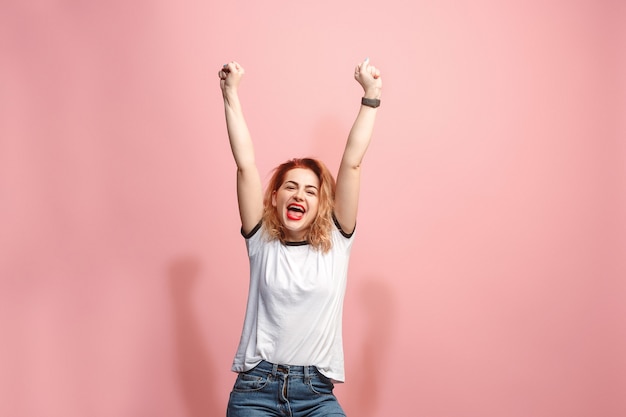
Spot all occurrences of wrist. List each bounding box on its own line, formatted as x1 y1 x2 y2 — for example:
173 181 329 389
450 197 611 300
362 87 381 100
222 87 239 99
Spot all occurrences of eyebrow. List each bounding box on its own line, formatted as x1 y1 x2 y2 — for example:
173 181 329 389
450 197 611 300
284 180 319 190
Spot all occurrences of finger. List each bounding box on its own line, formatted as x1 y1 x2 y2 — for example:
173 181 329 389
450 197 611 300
361 57 370 72
356 58 372 78
228 61 244 75
365 65 376 80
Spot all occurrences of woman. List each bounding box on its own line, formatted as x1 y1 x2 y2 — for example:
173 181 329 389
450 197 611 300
218 57 382 417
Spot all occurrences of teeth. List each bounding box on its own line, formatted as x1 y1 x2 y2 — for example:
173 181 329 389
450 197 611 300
288 205 304 213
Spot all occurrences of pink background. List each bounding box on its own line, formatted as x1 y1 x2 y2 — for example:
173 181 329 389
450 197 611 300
1 1 625 416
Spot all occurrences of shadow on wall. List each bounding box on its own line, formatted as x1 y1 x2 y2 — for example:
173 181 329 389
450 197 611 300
169 257 220 417
345 277 395 417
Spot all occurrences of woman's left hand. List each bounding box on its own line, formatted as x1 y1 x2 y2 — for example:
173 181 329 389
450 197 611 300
354 58 382 99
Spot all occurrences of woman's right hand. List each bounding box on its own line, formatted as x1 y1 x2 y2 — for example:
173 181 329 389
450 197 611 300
218 61 245 93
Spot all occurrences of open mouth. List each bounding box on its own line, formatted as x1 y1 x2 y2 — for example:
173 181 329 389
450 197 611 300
286 204 305 220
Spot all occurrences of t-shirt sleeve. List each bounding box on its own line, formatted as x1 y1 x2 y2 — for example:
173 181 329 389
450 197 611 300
332 214 355 239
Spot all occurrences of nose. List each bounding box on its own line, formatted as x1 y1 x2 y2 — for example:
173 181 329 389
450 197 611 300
294 187 305 201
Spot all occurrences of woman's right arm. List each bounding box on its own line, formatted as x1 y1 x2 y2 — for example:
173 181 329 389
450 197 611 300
219 62 264 234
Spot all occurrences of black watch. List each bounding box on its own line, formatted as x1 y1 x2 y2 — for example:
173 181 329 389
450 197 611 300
361 97 381 108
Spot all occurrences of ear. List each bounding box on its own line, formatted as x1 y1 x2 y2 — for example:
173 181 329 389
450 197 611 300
271 190 277 207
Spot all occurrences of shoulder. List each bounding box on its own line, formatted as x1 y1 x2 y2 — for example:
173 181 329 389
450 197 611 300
330 215 356 253
241 221 262 239
241 221 270 256
332 214 355 239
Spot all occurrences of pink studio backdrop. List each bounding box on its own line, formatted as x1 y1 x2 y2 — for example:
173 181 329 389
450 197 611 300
1 1 625 416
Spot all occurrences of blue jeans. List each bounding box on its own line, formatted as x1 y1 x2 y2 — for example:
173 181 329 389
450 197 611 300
226 360 346 417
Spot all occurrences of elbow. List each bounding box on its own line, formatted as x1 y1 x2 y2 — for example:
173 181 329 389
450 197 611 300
342 160 363 171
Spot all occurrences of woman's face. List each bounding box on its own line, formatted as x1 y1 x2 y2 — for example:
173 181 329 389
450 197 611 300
272 168 320 241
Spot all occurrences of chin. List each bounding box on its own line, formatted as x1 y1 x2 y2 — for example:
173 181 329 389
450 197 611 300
282 222 312 240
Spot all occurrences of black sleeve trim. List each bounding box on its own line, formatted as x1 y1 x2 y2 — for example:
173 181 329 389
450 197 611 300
241 221 262 239
332 214 355 239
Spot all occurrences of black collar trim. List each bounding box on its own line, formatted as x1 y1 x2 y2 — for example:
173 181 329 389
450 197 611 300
284 240 309 246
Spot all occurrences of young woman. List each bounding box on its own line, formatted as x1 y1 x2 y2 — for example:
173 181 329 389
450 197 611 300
218 57 382 417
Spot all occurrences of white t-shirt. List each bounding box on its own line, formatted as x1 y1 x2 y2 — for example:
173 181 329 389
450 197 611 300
231 220 354 382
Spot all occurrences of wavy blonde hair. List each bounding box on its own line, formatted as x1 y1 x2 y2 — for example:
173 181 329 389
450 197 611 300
262 158 336 252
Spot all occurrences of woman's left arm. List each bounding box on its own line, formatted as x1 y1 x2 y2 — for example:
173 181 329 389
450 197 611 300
334 58 383 234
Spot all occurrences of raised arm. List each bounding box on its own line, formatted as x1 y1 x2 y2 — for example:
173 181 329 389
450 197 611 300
219 61 264 234
334 58 382 234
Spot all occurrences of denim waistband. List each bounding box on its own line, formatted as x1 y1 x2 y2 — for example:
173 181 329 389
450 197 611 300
255 360 317 377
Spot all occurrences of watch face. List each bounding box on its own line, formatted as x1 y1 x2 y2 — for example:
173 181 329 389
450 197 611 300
362 98 380 108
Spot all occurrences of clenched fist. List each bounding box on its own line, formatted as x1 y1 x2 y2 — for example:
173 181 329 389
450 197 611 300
354 58 382 99
218 61 245 93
